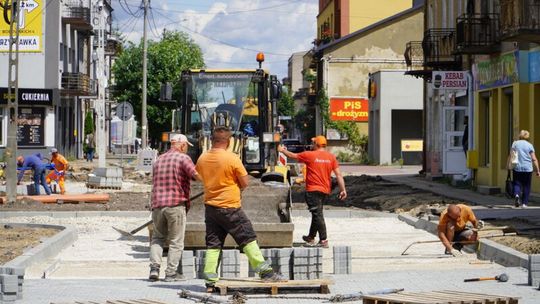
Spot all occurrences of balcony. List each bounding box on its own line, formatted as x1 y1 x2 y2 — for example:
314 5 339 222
62 3 92 31
422 29 461 69
500 0 540 42
61 73 94 96
105 36 120 56
456 14 500 54
404 41 430 78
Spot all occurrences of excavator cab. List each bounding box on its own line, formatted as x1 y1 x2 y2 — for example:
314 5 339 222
164 59 293 248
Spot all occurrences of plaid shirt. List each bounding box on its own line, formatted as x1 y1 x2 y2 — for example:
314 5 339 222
151 149 196 210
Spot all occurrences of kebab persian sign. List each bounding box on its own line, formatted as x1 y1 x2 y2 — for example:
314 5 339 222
431 71 468 90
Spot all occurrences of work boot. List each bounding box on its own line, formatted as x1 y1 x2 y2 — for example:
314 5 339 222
149 265 160 281
260 270 286 282
302 235 316 246
163 273 185 282
317 239 329 248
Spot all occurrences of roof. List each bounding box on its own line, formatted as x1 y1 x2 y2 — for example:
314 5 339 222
316 4 424 53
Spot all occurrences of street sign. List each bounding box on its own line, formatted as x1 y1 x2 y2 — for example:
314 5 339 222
329 97 369 122
431 71 468 90
116 102 133 121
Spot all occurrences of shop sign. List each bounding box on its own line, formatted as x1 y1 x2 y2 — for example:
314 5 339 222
0 0 43 52
431 71 468 90
329 97 368 122
0 88 53 106
473 52 519 90
401 139 423 152
17 107 45 146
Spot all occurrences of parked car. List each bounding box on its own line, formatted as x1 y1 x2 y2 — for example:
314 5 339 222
282 138 308 153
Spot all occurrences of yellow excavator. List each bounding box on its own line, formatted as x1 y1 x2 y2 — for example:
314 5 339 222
161 54 293 248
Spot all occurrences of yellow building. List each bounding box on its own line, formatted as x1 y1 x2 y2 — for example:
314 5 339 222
316 0 414 45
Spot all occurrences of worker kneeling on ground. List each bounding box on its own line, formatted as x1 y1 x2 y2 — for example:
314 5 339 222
46 148 69 194
196 126 284 293
17 153 52 195
438 204 484 256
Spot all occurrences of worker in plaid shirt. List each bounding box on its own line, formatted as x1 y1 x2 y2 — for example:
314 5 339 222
149 133 200 282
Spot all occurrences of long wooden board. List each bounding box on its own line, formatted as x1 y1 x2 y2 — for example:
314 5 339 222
0 194 109 204
362 290 520 304
215 278 333 296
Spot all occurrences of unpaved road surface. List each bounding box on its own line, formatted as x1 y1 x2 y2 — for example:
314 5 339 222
0 225 57 265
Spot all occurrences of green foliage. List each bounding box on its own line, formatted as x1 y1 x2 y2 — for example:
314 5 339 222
112 30 205 142
294 108 316 141
278 89 295 117
304 71 316 83
84 111 94 135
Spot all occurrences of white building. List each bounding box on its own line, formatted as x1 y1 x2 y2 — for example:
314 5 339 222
368 70 423 165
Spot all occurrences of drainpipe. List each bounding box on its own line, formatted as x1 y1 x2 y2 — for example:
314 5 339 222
466 71 474 181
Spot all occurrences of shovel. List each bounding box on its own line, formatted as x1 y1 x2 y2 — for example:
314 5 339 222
112 192 204 239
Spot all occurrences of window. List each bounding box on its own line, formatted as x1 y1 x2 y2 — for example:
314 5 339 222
0 108 4 146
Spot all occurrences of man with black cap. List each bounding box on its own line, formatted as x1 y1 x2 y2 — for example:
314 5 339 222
278 135 347 248
46 148 69 194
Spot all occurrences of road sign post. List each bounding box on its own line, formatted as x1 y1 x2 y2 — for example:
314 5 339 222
116 102 133 167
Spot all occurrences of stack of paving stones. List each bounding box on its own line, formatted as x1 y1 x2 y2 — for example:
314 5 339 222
220 250 241 278
87 167 123 188
177 250 195 279
0 267 24 302
528 254 540 287
292 247 323 280
333 246 352 274
195 250 207 279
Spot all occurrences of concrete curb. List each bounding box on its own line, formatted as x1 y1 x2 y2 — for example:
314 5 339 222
0 211 150 219
293 209 397 218
397 214 527 268
2 223 77 269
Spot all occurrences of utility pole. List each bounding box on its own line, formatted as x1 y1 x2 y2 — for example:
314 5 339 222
95 0 107 168
141 0 149 148
6 0 22 204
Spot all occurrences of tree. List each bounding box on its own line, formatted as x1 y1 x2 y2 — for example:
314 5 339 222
84 110 94 135
112 30 205 144
278 88 295 117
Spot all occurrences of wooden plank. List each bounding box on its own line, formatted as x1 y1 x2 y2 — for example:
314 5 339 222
216 278 332 288
362 290 520 304
271 285 278 295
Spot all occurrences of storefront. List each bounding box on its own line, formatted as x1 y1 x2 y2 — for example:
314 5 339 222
472 49 540 192
0 88 56 155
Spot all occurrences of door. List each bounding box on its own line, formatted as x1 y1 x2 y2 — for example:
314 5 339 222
443 106 468 174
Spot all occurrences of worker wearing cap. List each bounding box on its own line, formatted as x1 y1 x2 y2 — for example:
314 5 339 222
278 135 347 248
438 204 484 257
149 134 200 282
46 148 69 195
17 153 51 195
196 126 282 292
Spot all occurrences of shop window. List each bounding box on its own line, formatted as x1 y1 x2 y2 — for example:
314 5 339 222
0 108 4 146
479 93 490 166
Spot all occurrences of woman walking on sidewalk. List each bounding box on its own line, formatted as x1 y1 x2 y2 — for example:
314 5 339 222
508 130 540 208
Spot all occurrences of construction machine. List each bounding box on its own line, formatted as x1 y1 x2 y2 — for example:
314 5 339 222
161 54 294 248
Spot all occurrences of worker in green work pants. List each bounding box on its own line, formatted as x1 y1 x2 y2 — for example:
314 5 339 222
196 127 284 292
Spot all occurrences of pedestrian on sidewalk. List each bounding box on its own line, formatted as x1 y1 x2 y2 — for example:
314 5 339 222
438 204 483 257
85 133 95 162
278 135 347 248
508 130 540 208
149 134 200 282
196 126 283 293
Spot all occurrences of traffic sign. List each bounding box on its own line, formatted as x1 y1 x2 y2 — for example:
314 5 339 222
116 102 133 121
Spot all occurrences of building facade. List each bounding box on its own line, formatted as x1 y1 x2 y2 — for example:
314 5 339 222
0 0 115 159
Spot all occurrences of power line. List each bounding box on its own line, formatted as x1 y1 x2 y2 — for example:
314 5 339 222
148 6 161 38
152 9 292 56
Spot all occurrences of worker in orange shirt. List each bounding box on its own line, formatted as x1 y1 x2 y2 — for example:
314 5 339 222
46 148 69 194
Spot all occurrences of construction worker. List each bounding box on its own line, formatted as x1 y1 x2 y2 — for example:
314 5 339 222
46 148 69 194
17 153 52 195
278 135 347 248
149 134 200 282
438 204 484 256
196 126 283 293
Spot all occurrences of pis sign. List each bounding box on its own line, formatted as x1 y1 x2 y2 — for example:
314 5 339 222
330 97 368 122
431 71 468 90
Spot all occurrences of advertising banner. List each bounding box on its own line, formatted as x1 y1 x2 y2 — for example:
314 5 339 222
431 71 468 90
473 52 519 90
0 0 43 52
329 97 368 122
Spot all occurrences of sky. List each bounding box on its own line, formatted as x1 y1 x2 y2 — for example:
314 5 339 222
113 0 318 80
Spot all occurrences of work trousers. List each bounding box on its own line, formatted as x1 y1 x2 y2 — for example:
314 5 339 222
86 148 94 162
149 204 186 277
513 170 532 204
46 172 65 194
305 191 328 241
34 167 51 195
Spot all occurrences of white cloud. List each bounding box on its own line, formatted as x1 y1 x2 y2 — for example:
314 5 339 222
113 0 318 79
